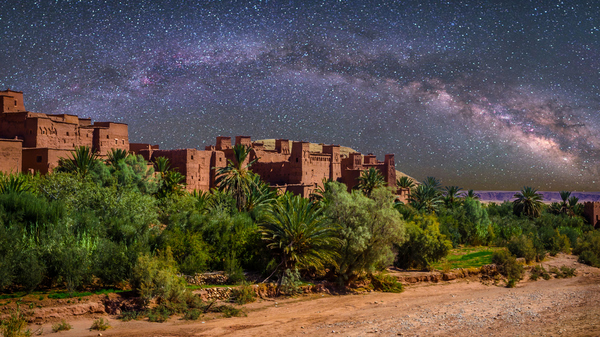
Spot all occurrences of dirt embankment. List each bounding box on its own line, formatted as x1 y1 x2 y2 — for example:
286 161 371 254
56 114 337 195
6 253 600 336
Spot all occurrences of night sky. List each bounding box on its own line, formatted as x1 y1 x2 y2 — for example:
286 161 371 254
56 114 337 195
1 1 599 191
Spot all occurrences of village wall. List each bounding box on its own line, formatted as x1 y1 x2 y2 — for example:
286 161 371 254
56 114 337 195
0 139 22 173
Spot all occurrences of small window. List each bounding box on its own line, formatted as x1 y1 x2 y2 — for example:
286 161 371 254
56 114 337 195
106 135 109 139
36 156 42 163
191 155 194 160
296 158 299 162
115 139 118 144
14 100 17 106
29 130 33 135
66 132 69 136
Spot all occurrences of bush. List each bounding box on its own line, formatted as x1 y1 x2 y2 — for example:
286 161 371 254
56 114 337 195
492 250 524 287
147 306 172 323
578 250 599 267
280 268 302 296
119 311 145 322
507 235 537 263
90 318 110 331
51 320 72 332
183 309 201 320
529 265 550 281
574 231 600 267
230 283 256 305
130 248 188 306
550 266 577 278
395 214 451 269
369 273 403 293
324 184 406 285
1 306 31 337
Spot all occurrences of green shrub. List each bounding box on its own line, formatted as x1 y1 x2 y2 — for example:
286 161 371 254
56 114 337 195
395 214 451 269
147 306 171 323
90 318 110 331
369 273 403 293
324 184 405 285
529 265 550 281
119 311 145 322
130 248 188 306
574 231 600 267
559 266 577 278
280 268 302 296
507 235 537 263
51 320 72 332
214 305 245 318
1 306 31 337
578 250 599 267
230 283 256 305
183 309 201 320
492 250 524 287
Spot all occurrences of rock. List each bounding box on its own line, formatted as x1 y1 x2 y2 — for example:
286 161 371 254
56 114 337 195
443 273 457 281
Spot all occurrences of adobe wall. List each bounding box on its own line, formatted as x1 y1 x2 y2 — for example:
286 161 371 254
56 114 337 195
0 90 25 112
151 149 213 192
92 123 129 156
22 148 72 174
583 202 600 228
0 139 22 173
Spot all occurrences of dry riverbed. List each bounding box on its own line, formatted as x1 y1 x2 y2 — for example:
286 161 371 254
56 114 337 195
22 254 600 336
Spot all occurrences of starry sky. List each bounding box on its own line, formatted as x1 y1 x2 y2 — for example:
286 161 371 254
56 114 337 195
1 0 599 191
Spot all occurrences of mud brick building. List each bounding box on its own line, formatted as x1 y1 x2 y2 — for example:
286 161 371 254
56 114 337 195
2 89 406 201
132 136 403 200
0 89 129 173
583 202 600 228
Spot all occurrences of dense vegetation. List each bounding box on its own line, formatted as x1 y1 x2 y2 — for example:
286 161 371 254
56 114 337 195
0 146 597 299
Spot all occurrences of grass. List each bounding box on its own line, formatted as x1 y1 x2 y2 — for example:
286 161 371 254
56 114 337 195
431 246 504 270
51 320 72 332
90 318 111 331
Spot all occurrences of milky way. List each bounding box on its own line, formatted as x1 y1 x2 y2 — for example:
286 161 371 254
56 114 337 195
1 1 599 190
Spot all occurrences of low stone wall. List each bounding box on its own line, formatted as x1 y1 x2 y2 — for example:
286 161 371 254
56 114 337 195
182 272 230 286
395 265 499 284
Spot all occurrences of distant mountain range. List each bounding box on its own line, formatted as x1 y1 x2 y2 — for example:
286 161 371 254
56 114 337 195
474 191 600 204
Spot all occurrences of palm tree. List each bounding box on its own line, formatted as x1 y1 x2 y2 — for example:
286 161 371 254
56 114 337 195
464 189 480 200
422 176 442 193
559 190 573 216
57 146 98 177
153 156 171 176
513 187 544 218
356 167 386 197
245 174 277 217
153 157 186 198
0 173 31 194
409 184 443 213
260 193 337 282
106 148 129 167
443 186 463 206
397 176 416 189
215 144 258 211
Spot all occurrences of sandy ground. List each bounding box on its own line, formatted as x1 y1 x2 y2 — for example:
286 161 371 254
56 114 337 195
27 254 600 337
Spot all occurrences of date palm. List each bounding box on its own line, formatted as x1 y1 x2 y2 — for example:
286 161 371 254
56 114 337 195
0 173 31 195
513 187 544 218
397 176 416 189
409 184 443 213
106 148 129 167
57 146 98 177
215 144 258 211
356 167 386 197
443 185 463 206
260 193 337 279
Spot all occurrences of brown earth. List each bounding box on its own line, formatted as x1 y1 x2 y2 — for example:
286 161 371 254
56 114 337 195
10 253 600 336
